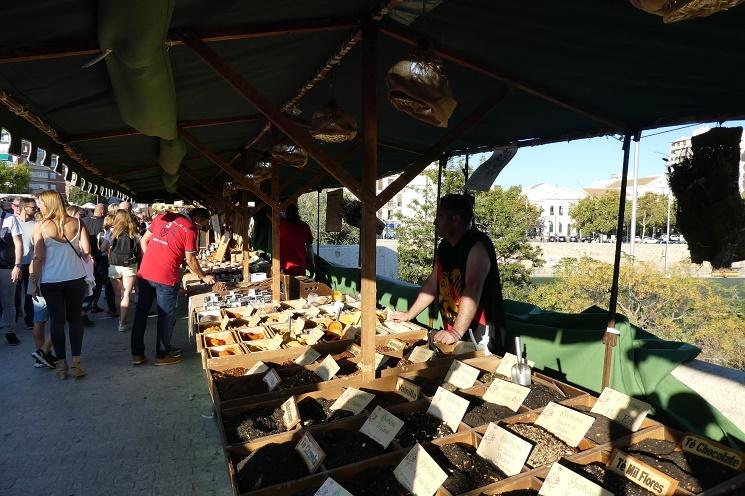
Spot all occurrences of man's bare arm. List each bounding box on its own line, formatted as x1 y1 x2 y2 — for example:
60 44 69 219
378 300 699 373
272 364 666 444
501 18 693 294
391 269 437 322
139 230 152 254
185 251 215 284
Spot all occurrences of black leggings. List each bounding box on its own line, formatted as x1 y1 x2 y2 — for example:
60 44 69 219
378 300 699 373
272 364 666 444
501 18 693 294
41 278 87 359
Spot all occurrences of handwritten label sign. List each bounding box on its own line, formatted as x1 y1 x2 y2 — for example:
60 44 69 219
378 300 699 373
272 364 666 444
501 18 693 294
248 314 262 327
682 434 745 471
313 477 352 496
539 462 613 496
358 353 389 370
444 360 481 389
608 449 679 496
220 315 230 330
305 306 321 318
346 343 362 357
266 334 283 350
262 368 281 391
304 328 325 346
591 387 651 432
290 318 306 336
496 353 535 378
427 386 470 431
408 346 435 363
477 422 533 476
294 347 321 366
482 378 531 412
359 406 404 449
396 377 422 402
280 396 300 430
245 361 269 375
394 444 448 496
387 338 406 351
330 387 375 415
295 432 326 474
453 341 478 355
535 402 595 447
315 355 340 382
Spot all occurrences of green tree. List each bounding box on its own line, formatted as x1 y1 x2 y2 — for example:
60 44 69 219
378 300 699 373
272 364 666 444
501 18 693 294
635 193 669 238
528 257 745 370
68 185 96 205
569 191 629 237
0 160 30 193
297 189 359 245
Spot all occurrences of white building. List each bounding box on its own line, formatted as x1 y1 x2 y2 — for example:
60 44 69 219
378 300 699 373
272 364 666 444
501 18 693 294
524 183 585 238
375 165 437 235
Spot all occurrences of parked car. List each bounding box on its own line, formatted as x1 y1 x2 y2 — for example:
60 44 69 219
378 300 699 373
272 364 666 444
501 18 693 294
642 236 659 244
547 235 557 242
569 235 579 242
557 236 567 242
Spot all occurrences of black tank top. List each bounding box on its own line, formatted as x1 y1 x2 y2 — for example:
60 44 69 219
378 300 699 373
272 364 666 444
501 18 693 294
435 228 505 333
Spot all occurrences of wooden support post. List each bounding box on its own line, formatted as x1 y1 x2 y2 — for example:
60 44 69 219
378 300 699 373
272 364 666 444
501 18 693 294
602 133 633 389
241 191 251 282
359 23 378 383
271 169 282 301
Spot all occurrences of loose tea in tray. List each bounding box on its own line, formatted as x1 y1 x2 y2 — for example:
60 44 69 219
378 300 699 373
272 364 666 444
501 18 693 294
235 443 308 492
298 397 354 427
572 405 632 444
506 423 578 468
224 406 285 444
343 467 413 496
395 411 454 447
427 442 506 494
569 461 656 496
462 398 518 428
315 429 387 469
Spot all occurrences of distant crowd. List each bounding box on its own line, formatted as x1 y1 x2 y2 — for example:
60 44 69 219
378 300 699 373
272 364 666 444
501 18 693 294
1 191 214 379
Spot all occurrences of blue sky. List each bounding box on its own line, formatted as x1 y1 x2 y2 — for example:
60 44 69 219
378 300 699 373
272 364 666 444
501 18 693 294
480 120 745 190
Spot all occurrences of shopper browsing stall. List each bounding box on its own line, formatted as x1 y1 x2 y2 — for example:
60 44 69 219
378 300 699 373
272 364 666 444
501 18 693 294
100 210 141 333
279 203 315 277
390 194 506 353
1 201 23 345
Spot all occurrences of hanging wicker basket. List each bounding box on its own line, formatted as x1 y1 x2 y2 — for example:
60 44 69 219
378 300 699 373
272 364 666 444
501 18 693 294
668 126 745 268
386 50 457 128
310 101 358 143
250 160 272 183
629 0 745 23
271 142 308 168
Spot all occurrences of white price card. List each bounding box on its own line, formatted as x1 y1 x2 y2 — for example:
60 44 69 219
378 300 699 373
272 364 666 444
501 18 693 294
476 423 533 476
304 328 325 346
313 477 352 496
539 462 613 496
330 387 375 415
427 386 470 432
394 444 448 496
305 306 321 318
262 368 281 391
295 432 326 474
395 377 422 402
280 396 300 430
315 355 340 382
244 361 269 375
495 353 535 378
482 378 531 412
591 387 651 432
294 347 321 366
357 353 389 370
387 338 406 351
267 334 283 350
359 406 404 449
444 360 481 389
407 346 435 363
346 343 362 357
535 402 595 447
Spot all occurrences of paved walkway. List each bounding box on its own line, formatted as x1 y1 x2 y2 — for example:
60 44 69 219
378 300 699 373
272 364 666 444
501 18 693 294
0 299 232 496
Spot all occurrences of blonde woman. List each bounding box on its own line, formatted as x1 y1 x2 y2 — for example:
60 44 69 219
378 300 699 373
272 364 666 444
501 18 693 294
100 210 140 332
30 190 92 379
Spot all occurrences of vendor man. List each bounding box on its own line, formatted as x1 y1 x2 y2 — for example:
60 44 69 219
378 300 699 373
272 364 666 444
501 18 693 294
391 193 506 353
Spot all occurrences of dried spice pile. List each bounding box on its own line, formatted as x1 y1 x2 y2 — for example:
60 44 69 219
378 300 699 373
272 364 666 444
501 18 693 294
506 423 577 468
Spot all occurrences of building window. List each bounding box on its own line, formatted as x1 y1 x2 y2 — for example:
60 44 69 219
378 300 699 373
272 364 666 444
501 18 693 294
549 205 554 215
559 206 563 215
387 199 396 209
396 194 402 207
377 179 383 190
558 222 563 234
549 221 554 234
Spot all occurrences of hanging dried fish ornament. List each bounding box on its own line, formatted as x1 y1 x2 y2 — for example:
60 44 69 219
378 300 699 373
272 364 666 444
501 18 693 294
310 100 358 143
386 48 457 128
271 141 308 168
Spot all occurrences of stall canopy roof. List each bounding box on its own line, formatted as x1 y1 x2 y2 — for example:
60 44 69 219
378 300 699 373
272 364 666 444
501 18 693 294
1 0 745 201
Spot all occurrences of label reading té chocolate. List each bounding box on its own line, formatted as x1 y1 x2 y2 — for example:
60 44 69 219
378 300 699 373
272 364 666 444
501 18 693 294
280 396 300 430
295 432 326 473
330 387 375 415
395 377 422 402
407 346 435 363
476 422 533 476
394 444 448 496
591 387 651 432
607 449 678 496
482 378 531 412
427 386 470 431
262 368 281 391
535 402 595 447
359 406 404 449
314 355 340 382
294 347 321 366
539 462 613 496
681 434 744 471
443 360 480 389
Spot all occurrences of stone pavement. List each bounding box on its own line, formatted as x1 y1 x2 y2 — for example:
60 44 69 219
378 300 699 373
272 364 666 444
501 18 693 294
0 299 232 496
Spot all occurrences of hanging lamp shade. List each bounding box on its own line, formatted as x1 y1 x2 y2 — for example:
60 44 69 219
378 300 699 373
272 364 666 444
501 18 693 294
386 50 457 128
310 100 358 143
271 141 307 168
628 0 745 23
250 160 273 182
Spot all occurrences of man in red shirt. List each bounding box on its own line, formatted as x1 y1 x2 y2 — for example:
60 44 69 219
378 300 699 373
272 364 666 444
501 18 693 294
131 208 215 365
279 203 315 277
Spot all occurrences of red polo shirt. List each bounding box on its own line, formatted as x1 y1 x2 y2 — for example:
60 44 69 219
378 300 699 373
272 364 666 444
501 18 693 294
138 212 197 286
280 219 312 276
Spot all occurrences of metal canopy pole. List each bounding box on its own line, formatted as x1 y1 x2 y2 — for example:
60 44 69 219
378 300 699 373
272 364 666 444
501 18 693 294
316 190 321 258
629 135 641 260
602 133 633 389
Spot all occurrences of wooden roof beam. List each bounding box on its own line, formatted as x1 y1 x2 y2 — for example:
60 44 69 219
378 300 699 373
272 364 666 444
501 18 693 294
0 18 357 65
178 30 373 205
377 86 513 209
380 24 627 132
280 170 327 209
